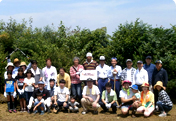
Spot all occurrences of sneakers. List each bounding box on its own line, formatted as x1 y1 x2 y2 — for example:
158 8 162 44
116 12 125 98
9 110 12 113
13 109 17 113
20 108 24 112
159 112 167 117
40 111 45 115
23 108 27 112
82 111 86 115
155 105 159 111
93 110 98 115
33 110 38 114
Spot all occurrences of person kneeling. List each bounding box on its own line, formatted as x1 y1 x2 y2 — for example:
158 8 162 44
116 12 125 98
54 79 69 113
68 96 79 113
81 78 100 115
154 81 173 117
33 93 45 115
100 82 117 114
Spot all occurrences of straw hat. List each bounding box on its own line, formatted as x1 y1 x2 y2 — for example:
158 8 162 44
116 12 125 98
5 62 14 70
20 62 27 67
13 58 20 63
141 82 149 87
154 81 164 89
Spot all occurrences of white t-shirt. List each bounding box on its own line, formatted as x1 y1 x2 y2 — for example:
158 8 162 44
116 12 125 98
82 85 100 101
34 98 44 103
126 68 132 82
119 88 134 104
24 77 35 92
54 86 70 102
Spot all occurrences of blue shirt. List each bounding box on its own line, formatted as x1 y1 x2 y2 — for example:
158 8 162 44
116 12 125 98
143 63 156 85
5 78 16 92
108 65 122 80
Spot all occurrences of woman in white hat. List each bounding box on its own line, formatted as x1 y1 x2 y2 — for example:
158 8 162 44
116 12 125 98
4 62 15 79
154 81 173 117
136 82 154 117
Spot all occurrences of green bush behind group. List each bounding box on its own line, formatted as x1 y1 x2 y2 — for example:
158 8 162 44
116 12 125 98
0 18 176 97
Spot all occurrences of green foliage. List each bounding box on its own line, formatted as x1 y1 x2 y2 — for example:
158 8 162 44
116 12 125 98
0 18 176 96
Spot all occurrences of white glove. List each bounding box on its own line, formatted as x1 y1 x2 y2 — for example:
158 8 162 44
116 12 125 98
106 103 111 109
113 72 117 75
13 92 16 98
17 89 21 94
27 105 31 110
4 92 7 97
149 85 153 92
21 89 24 94
76 72 80 75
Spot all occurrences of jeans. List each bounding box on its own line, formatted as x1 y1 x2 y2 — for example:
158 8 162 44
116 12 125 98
99 102 117 112
25 92 33 105
71 83 82 100
34 102 45 112
98 78 109 101
156 101 172 113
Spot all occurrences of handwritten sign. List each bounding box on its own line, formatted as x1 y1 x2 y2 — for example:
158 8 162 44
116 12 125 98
80 70 97 81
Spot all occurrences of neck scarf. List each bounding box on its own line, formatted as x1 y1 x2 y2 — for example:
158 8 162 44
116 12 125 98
123 88 130 96
140 91 150 104
86 86 95 95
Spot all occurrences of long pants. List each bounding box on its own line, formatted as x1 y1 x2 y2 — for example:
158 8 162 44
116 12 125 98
81 98 100 112
110 80 121 98
71 83 82 101
137 106 154 117
25 92 33 105
34 102 45 112
156 101 172 113
99 102 117 112
57 101 69 110
154 89 158 105
98 78 108 101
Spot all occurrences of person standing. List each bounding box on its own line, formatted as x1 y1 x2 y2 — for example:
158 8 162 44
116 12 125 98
133 61 148 91
121 59 136 84
70 57 84 102
143 56 156 91
57 67 71 89
96 56 109 101
30 60 43 90
152 60 168 104
42 58 57 90
83 52 98 70
108 57 122 99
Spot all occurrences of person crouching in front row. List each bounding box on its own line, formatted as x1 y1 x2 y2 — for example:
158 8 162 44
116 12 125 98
99 82 117 114
54 79 69 113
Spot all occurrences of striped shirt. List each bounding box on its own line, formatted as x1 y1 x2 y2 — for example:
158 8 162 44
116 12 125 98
70 65 84 84
121 67 136 83
83 60 98 70
158 90 173 107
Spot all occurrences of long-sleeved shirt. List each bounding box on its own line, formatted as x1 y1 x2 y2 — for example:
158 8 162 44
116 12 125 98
83 60 98 70
70 65 84 84
108 65 122 80
133 67 148 85
152 68 168 87
57 73 71 89
121 67 136 82
42 66 57 90
143 63 156 85
158 90 173 107
96 64 110 79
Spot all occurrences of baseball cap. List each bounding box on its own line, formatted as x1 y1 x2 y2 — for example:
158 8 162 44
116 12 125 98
87 78 94 82
137 60 143 64
131 85 138 90
99 56 105 61
126 59 132 63
155 60 162 64
86 52 92 57
146 56 152 59
38 81 45 85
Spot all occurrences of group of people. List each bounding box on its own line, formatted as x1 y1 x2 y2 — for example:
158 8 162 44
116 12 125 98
3 52 173 118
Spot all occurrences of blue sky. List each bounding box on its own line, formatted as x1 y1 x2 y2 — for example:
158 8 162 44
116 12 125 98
0 0 176 35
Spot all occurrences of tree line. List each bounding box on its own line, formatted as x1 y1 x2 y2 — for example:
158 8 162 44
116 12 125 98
0 18 176 97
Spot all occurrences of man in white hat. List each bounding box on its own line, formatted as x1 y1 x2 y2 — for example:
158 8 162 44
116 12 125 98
83 52 98 70
4 62 16 79
96 56 110 101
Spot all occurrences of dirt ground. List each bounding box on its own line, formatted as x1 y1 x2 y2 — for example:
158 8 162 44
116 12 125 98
0 94 176 121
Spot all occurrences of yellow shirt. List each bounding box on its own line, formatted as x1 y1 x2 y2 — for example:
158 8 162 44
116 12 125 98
140 91 155 107
57 73 71 89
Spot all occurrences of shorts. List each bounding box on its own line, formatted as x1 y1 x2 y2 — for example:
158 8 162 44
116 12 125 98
6 92 14 96
17 91 25 99
121 104 132 110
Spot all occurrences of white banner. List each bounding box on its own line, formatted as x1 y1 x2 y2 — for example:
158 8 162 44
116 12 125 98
80 70 97 81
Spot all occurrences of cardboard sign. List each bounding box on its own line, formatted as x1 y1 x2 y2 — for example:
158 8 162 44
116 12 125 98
80 70 97 81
